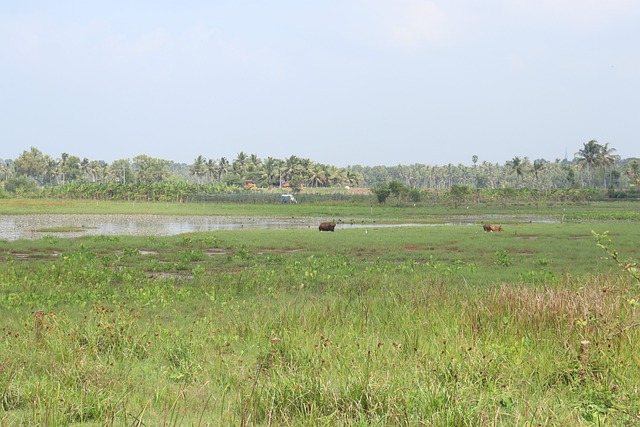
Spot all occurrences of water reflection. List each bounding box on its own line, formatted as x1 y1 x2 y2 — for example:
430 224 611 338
0 214 554 241
0 214 328 241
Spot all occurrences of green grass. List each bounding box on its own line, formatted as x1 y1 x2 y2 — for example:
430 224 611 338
0 203 639 425
1 197 639 222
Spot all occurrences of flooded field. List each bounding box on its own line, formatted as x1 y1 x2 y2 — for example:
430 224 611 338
0 214 558 241
0 214 325 241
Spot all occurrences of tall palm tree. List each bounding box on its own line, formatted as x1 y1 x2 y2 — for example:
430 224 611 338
298 158 313 186
89 160 103 183
532 159 545 188
575 140 601 187
625 160 640 189
346 170 363 187
309 164 327 187
506 156 528 186
597 143 620 187
44 157 57 185
232 152 248 175
206 159 218 183
328 166 347 186
247 154 261 172
262 157 278 187
283 155 301 184
217 157 230 182
0 161 12 180
189 155 207 184
57 152 70 185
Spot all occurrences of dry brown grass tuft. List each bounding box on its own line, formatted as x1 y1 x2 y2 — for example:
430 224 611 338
481 275 632 344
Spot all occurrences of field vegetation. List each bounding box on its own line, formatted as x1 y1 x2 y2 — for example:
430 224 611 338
0 199 639 425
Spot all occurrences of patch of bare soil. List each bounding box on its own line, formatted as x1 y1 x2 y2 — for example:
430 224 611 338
403 245 429 251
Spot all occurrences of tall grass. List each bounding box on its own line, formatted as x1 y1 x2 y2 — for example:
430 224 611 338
1 197 640 221
1 225 639 425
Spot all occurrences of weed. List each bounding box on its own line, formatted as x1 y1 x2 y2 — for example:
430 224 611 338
494 250 514 267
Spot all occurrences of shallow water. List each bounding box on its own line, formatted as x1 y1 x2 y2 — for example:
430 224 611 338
0 214 319 241
0 214 556 241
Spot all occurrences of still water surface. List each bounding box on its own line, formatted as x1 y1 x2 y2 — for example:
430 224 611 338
0 214 554 241
0 214 459 241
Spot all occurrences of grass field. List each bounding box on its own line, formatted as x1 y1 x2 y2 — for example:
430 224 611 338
0 199 639 425
1 198 639 222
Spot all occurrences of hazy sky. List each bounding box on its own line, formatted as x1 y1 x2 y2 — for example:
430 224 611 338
2 1 639 167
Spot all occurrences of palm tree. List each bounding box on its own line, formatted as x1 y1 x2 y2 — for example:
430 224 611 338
262 157 279 187
44 157 58 185
575 140 601 187
217 157 230 182
346 170 363 187
79 158 91 182
532 159 545 188
189 155 207 184
57 152 70 185
309 164 328 187
89 160 103 183
247 154 261 172
506 156 528 187
597 143 620 187
328 167 347 186
0 161 12 181
625 160 640 190
298 158 313 186
232 152 248 175
283 155 301 184
206 159 218 183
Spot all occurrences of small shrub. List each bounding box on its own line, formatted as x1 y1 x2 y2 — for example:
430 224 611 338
494 250 514 267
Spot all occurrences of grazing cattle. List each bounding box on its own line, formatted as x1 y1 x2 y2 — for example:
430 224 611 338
319 222 336 232
483 224 503 232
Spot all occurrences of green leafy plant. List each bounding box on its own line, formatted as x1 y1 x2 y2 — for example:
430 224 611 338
494 250 514 267
593 231 640 286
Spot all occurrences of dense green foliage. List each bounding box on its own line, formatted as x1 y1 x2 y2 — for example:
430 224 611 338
1 214 639 425
2 142 639 201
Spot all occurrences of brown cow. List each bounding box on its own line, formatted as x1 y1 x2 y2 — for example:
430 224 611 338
483 224 503 232
319 222 336 232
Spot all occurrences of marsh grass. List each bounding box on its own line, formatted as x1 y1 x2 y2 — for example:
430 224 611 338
0 220 639 425
1 198 640 222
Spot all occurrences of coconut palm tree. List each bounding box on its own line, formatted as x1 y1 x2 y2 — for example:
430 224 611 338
247 154 261 172
575 140 601 187
262 157 279 187
206 159 218 183
506 156 528 187
309 164 328 187
57 152 69 185
283 155 301 184
597 143 620 187
189 155 207 184
329 167 347 187
346 170 363 187
232 152 248 175
532 159 546 188
625 160 640 190
217 157 230 182
0 161 12 181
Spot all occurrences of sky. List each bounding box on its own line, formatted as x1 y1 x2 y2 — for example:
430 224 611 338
1 1 639 167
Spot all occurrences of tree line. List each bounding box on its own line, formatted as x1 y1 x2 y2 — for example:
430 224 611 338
1 140 638 202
